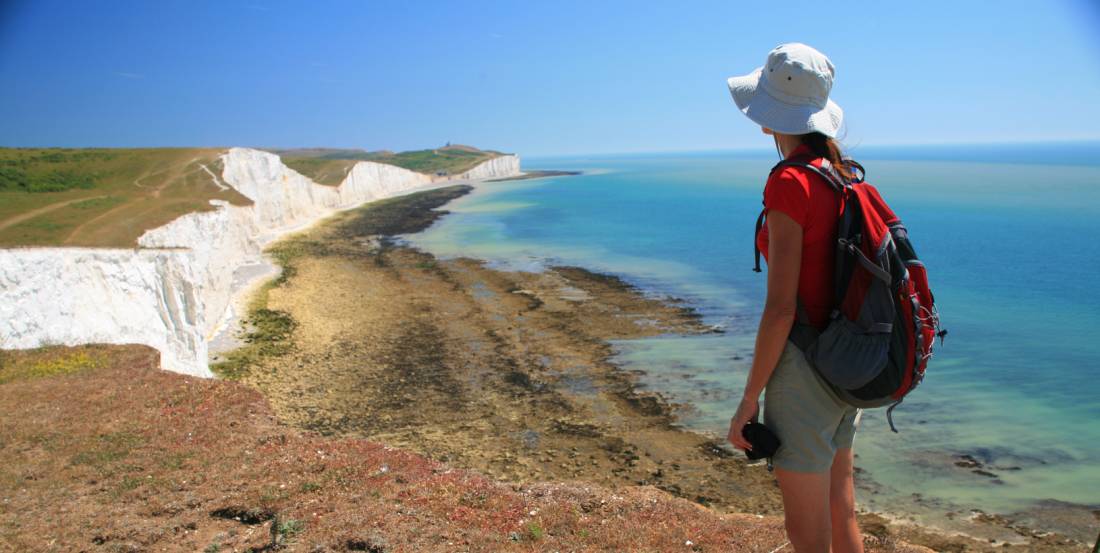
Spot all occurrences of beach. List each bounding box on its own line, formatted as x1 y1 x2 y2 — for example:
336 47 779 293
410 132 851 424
219 184 784 515
213 182 1090 552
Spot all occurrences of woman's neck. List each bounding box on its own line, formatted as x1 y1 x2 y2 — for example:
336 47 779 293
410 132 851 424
774 134 803 159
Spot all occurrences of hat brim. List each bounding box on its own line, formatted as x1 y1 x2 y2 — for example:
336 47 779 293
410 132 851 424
727 68 844 138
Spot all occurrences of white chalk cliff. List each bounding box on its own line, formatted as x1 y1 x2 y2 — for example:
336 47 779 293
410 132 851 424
0 149 521 377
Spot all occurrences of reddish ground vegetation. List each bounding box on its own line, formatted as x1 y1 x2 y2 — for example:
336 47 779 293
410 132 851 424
0 345 934 552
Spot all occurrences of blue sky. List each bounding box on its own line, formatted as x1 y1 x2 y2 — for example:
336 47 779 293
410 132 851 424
1 0 1098 156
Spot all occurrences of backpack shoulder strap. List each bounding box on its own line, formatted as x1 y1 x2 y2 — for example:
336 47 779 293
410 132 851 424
769 158 849 193
754 157 838 273
753 156 867 272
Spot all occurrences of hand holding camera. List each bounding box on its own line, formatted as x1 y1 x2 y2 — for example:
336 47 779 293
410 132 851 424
727 396 780 461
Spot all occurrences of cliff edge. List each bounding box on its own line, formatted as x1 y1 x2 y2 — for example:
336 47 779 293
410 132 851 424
0 149 521 376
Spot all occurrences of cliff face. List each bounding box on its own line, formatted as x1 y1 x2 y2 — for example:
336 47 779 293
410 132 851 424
0 248 208 375
0 149 520 377
449 154 521 181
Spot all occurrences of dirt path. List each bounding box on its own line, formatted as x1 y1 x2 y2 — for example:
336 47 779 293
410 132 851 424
137 157 207 199
61 159 215 244
198 162 229 191
0 194 109 233
131 157 199 193
62 199 141 245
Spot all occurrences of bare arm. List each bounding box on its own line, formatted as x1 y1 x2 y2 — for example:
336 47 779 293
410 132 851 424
727 209 803 451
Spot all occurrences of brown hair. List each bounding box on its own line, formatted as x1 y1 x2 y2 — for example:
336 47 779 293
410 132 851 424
800 132 854 182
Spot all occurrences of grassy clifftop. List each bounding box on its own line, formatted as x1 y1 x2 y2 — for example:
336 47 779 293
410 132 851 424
275 144 507 186
0 148 251 248
0 145 507 248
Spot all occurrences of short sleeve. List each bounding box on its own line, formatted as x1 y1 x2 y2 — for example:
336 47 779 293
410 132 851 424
763 168 810 227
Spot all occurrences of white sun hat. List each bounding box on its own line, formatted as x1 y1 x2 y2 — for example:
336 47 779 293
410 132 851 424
726 42 844 138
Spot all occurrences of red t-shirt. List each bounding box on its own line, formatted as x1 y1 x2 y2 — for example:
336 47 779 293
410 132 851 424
755 143 842 329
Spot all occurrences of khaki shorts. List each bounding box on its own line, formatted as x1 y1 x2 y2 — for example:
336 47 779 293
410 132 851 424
763 340 861 473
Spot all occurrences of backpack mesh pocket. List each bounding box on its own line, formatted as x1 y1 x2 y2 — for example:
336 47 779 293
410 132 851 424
805 316 891 390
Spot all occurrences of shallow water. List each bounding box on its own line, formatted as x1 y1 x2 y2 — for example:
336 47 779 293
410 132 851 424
405 144 1100 541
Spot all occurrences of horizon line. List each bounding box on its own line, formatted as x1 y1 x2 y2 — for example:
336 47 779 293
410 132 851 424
523 137 1100 159
2 136 1100 159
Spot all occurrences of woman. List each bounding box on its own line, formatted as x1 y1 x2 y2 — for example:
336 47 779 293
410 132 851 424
723 43 864 553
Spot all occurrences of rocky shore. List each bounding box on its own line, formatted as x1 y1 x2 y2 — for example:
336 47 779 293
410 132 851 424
212 184 1088 552
215 185 784 516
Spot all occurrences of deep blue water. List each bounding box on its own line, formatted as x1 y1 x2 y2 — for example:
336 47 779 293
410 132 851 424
406 143 1100 539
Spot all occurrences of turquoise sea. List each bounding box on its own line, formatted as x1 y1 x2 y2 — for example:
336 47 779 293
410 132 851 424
405 142 1100 542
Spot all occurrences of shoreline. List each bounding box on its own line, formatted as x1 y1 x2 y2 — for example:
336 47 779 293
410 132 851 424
408 176 1100 547
218 183 1090 552
205 175 498 364
486 169 583 182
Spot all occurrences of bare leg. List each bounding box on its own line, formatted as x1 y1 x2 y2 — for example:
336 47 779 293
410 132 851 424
829 447 864 553
775 467 832 553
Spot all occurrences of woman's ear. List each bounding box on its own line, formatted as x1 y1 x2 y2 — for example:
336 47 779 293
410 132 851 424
761 127 774 135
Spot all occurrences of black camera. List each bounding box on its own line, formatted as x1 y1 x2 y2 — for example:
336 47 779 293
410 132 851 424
741 421 780 461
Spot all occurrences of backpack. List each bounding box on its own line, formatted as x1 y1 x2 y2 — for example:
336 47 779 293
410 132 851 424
753 155 947 432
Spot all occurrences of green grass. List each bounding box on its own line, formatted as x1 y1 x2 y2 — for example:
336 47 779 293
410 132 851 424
0 150 112 192
374 147 503 174
278 157 360 186
209 282 298 380
277 144 506 185
70 196 127 211
0 145 503 246
527 522 545 540
276 517 305 543
70 431 144 469
0 348 107 385
0 148 251 248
